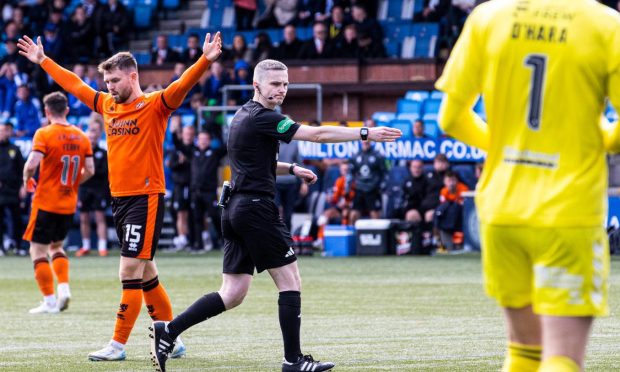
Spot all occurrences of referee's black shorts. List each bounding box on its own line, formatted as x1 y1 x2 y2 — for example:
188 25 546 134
221 193 296 274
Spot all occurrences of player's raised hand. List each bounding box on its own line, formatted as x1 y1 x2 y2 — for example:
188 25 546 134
17 36 47 64
368 127 402 142
203 32 222 62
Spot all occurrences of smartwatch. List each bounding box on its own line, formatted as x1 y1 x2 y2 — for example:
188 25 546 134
360 127 369 141
289 162 298 175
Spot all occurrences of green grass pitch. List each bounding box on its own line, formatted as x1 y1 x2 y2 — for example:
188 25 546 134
1 252 619 371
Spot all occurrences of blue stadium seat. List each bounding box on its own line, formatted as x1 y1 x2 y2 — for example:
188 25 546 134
430 90 444 100
133 5 153 29
396 112 420 124
404 90 430 102
372 112 396 125
136 0 157 9
120 0 135 10
422 98 442 116
297 27 313 39
453 164 477 190
162 0 180 9
134 51 151 65
412 23 439 58
322 165 342 192
386 0 402 20
384 40 400 58
423 119 441 138
388 119 413 140
397 99 422 115
414 0 424 13
265 28 283 44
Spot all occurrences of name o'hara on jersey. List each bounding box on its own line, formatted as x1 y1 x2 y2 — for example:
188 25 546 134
511 22 568 43
107 118 140 136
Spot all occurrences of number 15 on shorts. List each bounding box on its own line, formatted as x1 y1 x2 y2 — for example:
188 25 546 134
124 224 142 251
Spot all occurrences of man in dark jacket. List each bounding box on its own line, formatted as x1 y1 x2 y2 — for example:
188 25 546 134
0 122 25 255
349 140 388 224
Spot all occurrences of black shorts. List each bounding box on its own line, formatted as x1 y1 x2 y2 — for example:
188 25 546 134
111 194 164 260
172 184 191 211
352 190 382 213
23 207 73 244
221 194 296 274
78 187 109 212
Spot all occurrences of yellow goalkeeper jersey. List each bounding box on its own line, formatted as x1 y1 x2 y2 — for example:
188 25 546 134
436 0 620 227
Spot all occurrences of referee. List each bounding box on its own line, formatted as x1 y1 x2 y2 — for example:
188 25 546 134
151 59 402 372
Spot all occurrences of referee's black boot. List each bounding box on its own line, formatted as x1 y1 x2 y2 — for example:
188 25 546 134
149 321 175 372
282 354 335 371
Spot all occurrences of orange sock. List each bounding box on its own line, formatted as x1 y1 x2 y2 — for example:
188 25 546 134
142 276 173 321
51 252 69 283
33 258 54 296
112 279 143 345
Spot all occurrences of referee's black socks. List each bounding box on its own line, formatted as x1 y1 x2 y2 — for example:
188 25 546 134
279 291 302 362
166 292 226 339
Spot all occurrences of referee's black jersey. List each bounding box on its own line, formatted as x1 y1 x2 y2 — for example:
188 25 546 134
82 145 109 190
228 100 300 198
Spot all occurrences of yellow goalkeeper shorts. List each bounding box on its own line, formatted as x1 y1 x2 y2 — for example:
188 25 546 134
481 224 609 317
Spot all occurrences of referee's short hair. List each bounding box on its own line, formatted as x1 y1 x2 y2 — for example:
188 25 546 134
253 59 287 83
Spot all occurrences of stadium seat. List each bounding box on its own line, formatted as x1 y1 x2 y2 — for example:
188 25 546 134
381 21 412 42
430 90 444 100
133 5 153 29
388 119 413 140
401 0 415 20
386 0 404 21
134 51 150 65
384 39 400 58
222 6 235 28
162 0 180 9
400 36 415 58
120 0 135 10
135 0 156 9
372 112 396 125
404 90 430 102
422 98 442 116
412 23 439 58
397 98 422 115
396 112 420 124
423 119 441 138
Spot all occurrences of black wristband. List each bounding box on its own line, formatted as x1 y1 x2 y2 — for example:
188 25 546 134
289 163 297 175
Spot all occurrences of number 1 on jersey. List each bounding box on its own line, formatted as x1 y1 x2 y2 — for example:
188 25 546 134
60 155 81 186
524 54 547 130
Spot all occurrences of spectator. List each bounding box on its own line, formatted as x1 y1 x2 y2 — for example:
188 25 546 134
321 161 355 226
169 63 200 113
298 21 333 59
189 131 226 251
434 170 468 251
68 64 93 116
0 122 25 255
326 5 346 40
180 33 202 64
396 160 427 222
84 65 101 90
151 34 181 65
81 0 101 18
0 63 23 119
357 29 386 59
67 5 94 64
252 32 275 64
413 119 429 139
258 0 298 28
234 0 257 30
349 140 388 224
42 23 64 62
232 60 252 104
28 0 50 36
414 0 451 22
94 0 129 57
168 118 195 251
0 39 30 73
351 4 383 44
331 23 358 58
274 24 303 60
12 7 31 38
296 0 326 27
47 9 69 36
225 34 253 64
14 85 42 137
202 61 231 105
3 22 21 43
275 138 306 231
420 153 450 245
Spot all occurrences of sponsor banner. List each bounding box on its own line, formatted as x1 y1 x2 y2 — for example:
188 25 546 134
298 138 486 162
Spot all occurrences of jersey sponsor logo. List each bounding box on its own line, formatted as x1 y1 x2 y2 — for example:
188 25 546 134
277 118 295 133
108 118 140 136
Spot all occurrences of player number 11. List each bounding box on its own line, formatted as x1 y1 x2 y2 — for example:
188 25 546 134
60 155 80 186
524 54 547 130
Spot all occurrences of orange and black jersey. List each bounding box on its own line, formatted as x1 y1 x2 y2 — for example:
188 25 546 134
40 55 212 197
31 123 92 214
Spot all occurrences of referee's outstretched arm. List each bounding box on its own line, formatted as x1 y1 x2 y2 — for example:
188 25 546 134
293 124 402 143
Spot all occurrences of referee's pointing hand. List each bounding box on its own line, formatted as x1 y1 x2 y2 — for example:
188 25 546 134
368 127 402 142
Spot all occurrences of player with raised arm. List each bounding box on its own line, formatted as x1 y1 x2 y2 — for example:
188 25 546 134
23 92 94 314
436 1 620 371
17 32 223 361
